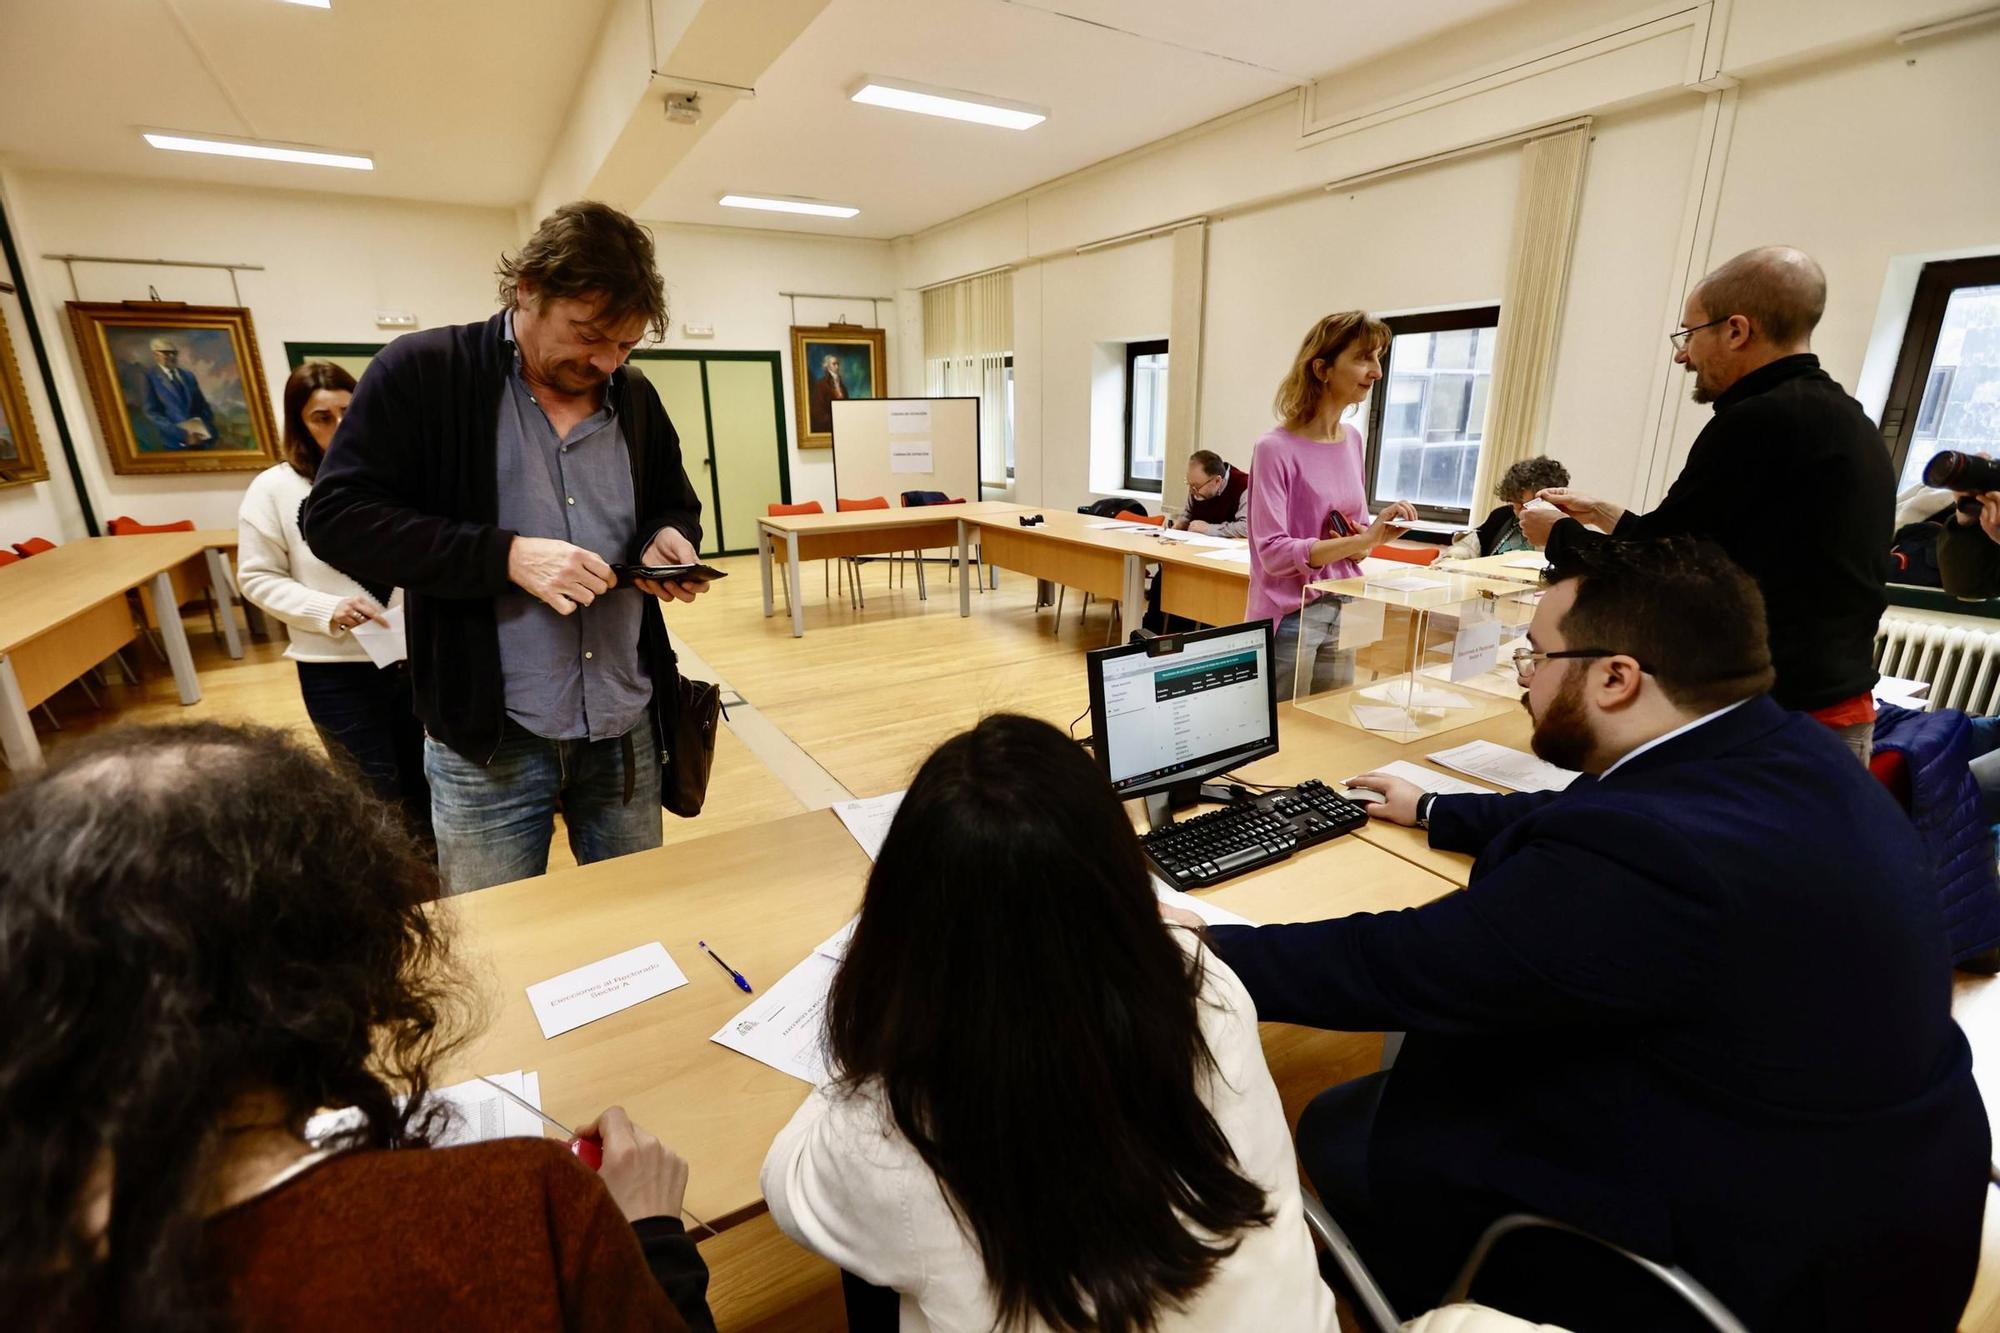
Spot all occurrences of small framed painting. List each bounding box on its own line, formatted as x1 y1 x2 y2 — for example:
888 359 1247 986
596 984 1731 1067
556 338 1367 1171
66 301 280 476
790 324 886 449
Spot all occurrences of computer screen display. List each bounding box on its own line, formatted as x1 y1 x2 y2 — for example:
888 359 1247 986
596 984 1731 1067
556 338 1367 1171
1086 620 1279 797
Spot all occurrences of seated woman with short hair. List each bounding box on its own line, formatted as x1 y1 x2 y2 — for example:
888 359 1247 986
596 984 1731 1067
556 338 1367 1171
0 722 713 1332
762 713 1336 1332
1448 456 1571 559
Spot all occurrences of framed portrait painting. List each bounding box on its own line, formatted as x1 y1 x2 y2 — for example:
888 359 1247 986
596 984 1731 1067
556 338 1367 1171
790 324 886 449
0 297 51 489
67 301 280 476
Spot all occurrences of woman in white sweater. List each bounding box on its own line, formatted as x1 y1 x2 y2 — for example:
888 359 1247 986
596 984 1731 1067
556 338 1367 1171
237 361 430 844
762 714 1338 1333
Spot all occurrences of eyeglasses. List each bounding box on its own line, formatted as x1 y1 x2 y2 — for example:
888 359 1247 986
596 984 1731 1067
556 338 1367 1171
1668 316 1730 351
1511 647 1653 683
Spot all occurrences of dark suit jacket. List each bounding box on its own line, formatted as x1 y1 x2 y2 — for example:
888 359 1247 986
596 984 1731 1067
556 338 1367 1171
1210 697 1986 1332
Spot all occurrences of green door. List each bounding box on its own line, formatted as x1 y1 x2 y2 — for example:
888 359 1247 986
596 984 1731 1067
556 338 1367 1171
628 351 790 557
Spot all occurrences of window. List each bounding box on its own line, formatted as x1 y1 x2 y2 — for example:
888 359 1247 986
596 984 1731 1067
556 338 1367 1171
1124 339 1169 492
1364 307 1500 518
1883 256 2000 490
1004 354 1015 481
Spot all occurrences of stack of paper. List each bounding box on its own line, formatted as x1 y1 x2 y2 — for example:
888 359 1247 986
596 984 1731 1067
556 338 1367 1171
1347 759 1497 798
303 1069 547 1148
711 952 839 1086
832 790 904 862
1152 877 1258 930
1426 739 1579 793
1200 547 1253 565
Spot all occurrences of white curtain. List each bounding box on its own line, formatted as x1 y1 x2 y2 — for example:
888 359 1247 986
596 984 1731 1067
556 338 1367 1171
1474 122 1591 507
923 270 1013 496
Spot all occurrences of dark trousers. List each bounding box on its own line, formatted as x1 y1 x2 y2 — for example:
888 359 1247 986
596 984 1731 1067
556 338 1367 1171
296 660 433 848
1297 1072 1708 1332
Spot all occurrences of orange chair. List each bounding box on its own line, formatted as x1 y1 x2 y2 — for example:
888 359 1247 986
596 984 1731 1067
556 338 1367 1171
107 515 221 645
1369 541 1442 566
0 551 20 567
12 537 56 558
767 500 842 612
834 497 912 610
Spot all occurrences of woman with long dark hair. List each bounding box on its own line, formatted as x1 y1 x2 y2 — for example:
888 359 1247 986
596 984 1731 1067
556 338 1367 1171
237 360 430 844
0 723 714 1331
763 714 1336 1331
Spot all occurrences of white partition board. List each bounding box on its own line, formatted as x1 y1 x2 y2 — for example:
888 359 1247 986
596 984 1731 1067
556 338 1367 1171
829 397 980 505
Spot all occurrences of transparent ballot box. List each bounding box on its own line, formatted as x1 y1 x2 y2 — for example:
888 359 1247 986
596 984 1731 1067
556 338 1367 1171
1287 567 1539 743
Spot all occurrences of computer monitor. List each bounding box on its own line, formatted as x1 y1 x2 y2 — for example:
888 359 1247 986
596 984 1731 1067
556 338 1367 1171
1086 619 1279 814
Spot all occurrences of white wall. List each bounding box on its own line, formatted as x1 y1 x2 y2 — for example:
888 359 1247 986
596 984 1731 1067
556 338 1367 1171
1 167 520 533
636 221 899 510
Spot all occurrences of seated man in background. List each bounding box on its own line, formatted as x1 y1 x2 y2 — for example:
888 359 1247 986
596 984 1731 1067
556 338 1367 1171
1185 538 1986 1332
1175 449 1251 536
1445 455 1568 559
0 723 715 1333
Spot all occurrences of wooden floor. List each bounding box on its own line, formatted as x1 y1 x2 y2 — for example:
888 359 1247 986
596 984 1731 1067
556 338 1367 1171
11 553 2000 1331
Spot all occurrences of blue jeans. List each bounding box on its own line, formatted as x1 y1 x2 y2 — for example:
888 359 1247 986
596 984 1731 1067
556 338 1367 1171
1272 599 1354 701
296 661 432 848
425 716 662 894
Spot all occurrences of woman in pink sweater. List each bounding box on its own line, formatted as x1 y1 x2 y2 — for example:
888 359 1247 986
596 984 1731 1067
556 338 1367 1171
1247 312 1418 699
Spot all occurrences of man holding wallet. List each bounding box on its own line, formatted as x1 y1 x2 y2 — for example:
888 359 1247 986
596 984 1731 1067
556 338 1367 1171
305 201 708 893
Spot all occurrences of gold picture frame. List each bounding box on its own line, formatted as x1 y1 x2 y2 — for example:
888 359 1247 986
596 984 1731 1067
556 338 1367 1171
790 323 886 449
66 300 280 476
0 295 51 489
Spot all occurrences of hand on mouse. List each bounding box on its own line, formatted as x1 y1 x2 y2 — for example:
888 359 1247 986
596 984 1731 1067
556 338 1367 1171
1343 772 1425 827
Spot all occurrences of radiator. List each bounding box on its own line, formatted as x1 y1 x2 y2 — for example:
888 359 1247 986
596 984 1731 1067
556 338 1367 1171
1875 614 2000 715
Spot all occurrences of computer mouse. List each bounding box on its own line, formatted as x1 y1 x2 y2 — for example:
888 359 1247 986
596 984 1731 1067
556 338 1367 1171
1343 785 1387 805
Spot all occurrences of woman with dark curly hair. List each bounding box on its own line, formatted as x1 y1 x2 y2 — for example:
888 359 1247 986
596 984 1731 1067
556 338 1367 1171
1445 456 1571 560
0 722 714 1332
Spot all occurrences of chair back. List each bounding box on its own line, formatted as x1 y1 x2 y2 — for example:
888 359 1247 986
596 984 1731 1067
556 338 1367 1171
1119 512 1166 527
1080 497 1143 518
0 551 21 567
768 501 825 516
1370 542 1441 565
900 490 952 507
12 537 57 557
838 496 890 512
108 516 196 535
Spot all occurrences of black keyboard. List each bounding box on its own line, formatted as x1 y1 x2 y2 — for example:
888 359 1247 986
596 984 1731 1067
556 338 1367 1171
1142 780 1371 891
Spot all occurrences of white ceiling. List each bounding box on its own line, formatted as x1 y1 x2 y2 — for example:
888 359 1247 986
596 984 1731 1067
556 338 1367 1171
0 0 616 206
0 0 1529 232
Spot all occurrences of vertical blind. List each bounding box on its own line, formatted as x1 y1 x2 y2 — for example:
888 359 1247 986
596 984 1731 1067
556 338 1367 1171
922 269 1013 493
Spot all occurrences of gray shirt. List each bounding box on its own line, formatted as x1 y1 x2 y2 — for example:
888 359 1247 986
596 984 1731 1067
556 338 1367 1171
493 315 651 741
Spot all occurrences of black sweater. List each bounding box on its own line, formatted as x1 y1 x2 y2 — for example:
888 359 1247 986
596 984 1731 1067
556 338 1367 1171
1545 355 1892 712
301 313 703 766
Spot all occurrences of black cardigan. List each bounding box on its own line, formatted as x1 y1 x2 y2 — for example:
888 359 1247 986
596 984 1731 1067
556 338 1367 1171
301 313 703 767
1545 355 1892 713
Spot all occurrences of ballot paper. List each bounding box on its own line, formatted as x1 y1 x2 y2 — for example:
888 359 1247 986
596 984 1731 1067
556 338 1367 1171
712 950 838 1086
525 942 689 1040
1348 759 1497 798
1200 546 1253 564
1380 518 1465 536
1500 552 1550 569
1522 497 1561 514
303 1070 546 1148
1152 877 1257 930
348 603 408 668
1356 680 1476 710
833 790 904 862
1427 739 1580 793
1351 703 1424 733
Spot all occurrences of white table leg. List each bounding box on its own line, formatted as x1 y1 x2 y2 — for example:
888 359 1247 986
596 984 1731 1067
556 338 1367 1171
1120 555 1143 642
152 571 201 705
0 656 43 771
787 537 805 638
758 525 775 618
958 521 971 618
202 548 244 659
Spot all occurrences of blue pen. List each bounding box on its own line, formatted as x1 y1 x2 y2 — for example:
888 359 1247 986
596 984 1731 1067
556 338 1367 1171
699 940 752 993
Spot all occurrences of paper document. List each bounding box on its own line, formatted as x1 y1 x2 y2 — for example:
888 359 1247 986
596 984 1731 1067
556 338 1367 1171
1088 519 1149 530
1348 759 1497 798
887 402 932 434
304 1069 545 1148
814 916 858 961
1427 739 1580 793
1152 877 1257 930
1449 603 1503 682
711 950 838 1086
1500 553 1549 569
833 790 904 862
525 942 689 1039
1381 518 1464 536
348 602 408 668
1357 680 1475 710
889 439 934 473
1874 675 1932 710
1200 546 1252 564
1152 530 1239 549
1522 498 1561 515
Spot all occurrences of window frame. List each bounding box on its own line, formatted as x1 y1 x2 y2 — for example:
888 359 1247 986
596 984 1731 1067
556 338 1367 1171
1123 338 1170 494
1003 353 1015 481
1363 305 1500 523
1880 254 2000 480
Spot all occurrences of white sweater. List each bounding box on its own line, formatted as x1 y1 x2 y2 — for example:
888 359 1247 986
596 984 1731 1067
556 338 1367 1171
761 931 1339 1333
236 464 400 664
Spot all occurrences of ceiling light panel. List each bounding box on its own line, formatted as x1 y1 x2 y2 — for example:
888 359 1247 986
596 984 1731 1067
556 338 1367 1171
850 78 1046 131
143 133 373 171
719 194 859 218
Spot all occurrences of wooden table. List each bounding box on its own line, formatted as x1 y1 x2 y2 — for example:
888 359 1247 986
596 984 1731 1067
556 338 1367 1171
757 502 1027 637
0 530 245 769
433 800 1465 1234
957 509 1178 640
